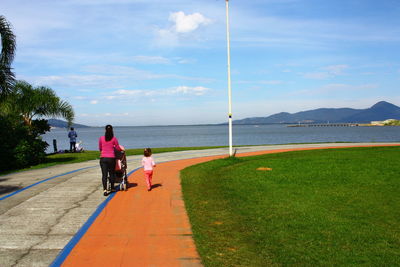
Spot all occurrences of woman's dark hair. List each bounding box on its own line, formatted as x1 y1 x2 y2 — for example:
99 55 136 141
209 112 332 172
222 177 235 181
144 148 152 157
105 125 114 141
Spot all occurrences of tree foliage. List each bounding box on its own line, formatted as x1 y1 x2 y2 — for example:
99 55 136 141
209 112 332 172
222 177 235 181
0 114 49 172
3 80 75 126
0 15 16 97
0 80 75 172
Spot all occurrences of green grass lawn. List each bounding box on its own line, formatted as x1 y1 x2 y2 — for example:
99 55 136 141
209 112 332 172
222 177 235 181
181 146 400 266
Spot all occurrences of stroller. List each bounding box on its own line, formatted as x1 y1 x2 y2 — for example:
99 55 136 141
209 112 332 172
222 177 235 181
113 145 128 191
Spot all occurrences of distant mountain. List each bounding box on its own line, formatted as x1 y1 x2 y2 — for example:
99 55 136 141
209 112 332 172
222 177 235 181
342 101 400 122
48 119 90 128
232 101 400 124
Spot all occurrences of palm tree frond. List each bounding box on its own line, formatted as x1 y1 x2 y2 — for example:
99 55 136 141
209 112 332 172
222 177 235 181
0 65 16 96
0 16 17 66
5 80 75 126
0 16 16 97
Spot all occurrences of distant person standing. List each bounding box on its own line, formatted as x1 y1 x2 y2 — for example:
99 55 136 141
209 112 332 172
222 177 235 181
68 127 78 152
99 125 121 196
142 148 156 191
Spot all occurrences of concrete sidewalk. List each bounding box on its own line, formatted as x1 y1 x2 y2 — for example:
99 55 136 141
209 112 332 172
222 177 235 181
0 143 398 266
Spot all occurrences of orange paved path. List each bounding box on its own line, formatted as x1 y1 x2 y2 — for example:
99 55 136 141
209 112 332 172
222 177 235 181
62 144 399 267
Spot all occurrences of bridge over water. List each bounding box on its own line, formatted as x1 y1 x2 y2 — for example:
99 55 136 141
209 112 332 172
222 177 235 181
288 123 361 127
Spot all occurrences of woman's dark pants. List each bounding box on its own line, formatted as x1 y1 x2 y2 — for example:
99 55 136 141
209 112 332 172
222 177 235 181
100 157 116 191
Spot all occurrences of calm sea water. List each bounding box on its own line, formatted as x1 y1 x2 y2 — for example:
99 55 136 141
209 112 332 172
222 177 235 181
41 124 400 153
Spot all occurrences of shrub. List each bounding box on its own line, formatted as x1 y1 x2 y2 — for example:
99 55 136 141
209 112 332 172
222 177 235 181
0 115 49 172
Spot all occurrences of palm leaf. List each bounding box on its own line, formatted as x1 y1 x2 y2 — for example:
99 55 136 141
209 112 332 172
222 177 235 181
5 81 75 126
0 16 16 96
0 16 16 66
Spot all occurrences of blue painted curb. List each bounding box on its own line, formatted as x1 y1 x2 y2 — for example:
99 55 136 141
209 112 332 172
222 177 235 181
49 167 140 267
0 166 95 201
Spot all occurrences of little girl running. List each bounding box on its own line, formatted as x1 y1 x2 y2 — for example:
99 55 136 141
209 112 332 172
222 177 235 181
141 148 156 191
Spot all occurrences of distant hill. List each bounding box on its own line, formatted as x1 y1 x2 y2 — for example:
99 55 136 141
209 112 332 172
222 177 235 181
342 101 400 122
48 119 90 128
232 101 400 124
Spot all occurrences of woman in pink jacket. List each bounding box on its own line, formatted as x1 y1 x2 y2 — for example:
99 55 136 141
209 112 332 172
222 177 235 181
99 125 120 196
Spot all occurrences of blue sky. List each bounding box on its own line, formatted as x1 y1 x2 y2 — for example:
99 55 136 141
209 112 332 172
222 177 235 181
2 0 400 126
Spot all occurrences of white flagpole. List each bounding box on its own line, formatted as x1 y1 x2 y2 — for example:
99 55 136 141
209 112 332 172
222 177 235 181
225 0 233 156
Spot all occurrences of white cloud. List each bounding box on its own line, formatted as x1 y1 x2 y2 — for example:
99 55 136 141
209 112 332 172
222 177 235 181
68 0 148 4
169 11 211 33
303 64 349 80
113 89 145 97
156 11 212 46
90 100 98 104
175 57 196 64
105 85 211 100
26 64 214 93
237 80 283 85
323 64 349 75
32 74 121 88
260 80 283 85
133 55 170 64
156 28 179 46
303 72 331 80
82 64 209 81
169 86 209 95
83 65 152 76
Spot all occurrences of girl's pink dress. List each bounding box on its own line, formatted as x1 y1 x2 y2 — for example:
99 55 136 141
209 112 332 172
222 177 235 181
142 156 155 190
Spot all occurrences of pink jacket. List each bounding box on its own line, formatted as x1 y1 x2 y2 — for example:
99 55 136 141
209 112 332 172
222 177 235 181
98 136 120 158
142 156 155 171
